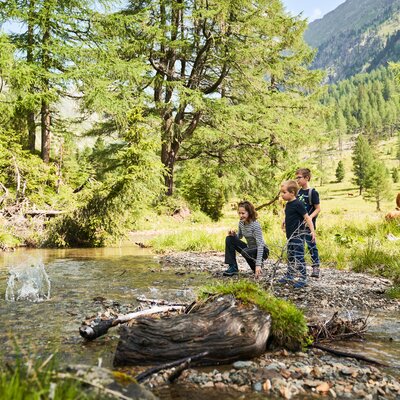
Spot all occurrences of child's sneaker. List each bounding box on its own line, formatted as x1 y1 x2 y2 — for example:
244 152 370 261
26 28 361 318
223 264 238 277
278 276 294 284
311 266 320 278
294 280 307 289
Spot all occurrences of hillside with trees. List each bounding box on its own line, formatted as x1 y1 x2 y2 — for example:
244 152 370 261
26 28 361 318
322 66 400 140
304 0 400 82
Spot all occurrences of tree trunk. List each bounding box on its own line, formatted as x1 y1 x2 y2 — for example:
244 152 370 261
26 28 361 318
113 295 271 367
28 112 36 152
26 0 36 152
161 140 179 196
40 7 51 163
41 99 51 163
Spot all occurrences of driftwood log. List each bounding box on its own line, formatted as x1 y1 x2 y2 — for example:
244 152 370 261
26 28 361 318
113 295 271 366
79 306 186 341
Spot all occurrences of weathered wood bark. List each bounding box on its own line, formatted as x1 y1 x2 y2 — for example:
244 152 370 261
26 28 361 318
79 306 185 341
113 295 271 367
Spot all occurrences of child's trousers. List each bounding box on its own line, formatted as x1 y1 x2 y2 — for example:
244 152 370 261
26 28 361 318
304 230 320 267
224 235 269 272
287 236 307 282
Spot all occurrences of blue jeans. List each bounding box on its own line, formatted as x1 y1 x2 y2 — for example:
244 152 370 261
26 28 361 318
287 236 306 281
304 231 320 267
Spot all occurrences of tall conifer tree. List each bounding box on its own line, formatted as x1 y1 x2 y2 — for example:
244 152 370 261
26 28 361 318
83 0 323 195
352 135 374 195
0 0 99 161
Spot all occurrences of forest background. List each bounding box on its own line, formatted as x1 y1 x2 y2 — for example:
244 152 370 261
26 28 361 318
0 0 400 292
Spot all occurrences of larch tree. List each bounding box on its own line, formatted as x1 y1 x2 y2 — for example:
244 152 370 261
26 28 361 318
352 135 374 195
335 160 345 182
84 0 323 195
363 160 392 211
0 0 100 162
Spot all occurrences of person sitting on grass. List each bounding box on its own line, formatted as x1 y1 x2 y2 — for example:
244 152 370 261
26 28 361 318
279 180 316 289
223 200 269 278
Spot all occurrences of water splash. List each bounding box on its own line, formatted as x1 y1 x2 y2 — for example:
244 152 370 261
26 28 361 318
5 260 51 302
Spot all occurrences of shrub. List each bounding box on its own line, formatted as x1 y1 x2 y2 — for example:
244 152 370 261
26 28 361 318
179 167 226 221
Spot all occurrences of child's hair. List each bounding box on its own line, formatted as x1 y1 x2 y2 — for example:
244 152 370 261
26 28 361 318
238 200 258 221
296 168 311 181
281 180 299 196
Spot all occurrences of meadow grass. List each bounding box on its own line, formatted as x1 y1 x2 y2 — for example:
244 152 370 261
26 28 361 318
150 229 226 253
387 285 400 299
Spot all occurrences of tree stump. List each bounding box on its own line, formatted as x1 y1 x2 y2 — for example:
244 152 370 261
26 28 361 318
113 295 271 366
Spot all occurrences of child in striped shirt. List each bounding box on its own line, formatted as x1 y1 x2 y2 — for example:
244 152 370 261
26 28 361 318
223 200 269 278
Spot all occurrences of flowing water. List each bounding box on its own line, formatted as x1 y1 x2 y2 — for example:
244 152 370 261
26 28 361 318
0 245 206 368
0 246 399 398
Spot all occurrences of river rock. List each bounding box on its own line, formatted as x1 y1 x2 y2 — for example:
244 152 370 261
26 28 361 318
233 360 255 369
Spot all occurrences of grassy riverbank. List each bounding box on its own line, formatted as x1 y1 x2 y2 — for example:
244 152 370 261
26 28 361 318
146 157 400 297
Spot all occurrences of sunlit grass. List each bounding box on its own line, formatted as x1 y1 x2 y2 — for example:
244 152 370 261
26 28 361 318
0 355 98 400
150 230 226 253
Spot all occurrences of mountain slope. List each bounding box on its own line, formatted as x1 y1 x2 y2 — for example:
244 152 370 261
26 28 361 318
304 0 400 82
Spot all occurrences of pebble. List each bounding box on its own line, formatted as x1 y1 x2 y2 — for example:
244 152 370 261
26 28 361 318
143 350 400 399
233 361 254 369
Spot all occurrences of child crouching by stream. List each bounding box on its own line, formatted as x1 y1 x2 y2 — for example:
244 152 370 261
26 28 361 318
223 200 269 279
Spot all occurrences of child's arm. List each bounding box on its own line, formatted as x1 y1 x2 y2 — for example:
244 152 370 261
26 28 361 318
304 214 316 242
309 203 321 220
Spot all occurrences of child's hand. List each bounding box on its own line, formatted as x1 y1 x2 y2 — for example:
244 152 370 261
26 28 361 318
255 265 262 279
311 231 316 242
228 229 236 236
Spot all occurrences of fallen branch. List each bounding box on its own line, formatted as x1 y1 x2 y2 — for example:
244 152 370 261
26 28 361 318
135 351 209 383
135 296 187 307
311 343 388 366
308 311 369 342
79 305 185 341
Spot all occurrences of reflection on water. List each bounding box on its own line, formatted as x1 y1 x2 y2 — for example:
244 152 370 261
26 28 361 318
0 246 206 368
331 311 400 378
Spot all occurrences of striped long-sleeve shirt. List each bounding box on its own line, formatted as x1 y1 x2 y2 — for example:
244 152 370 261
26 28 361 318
237 220 266 266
